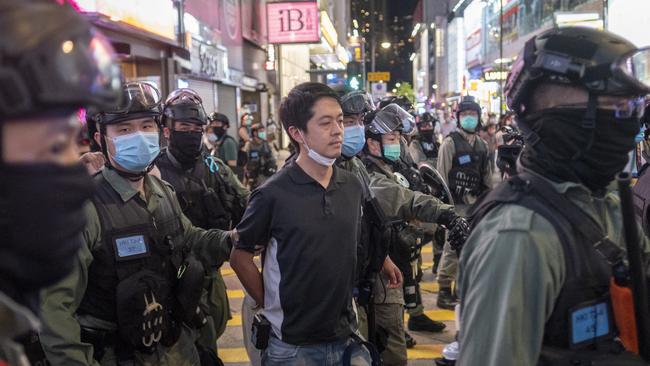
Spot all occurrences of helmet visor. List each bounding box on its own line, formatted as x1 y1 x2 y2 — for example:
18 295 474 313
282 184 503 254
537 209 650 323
108 82 161 114
341 91 375 115
165 88 203 106
614 48 650 93
368 104 413 134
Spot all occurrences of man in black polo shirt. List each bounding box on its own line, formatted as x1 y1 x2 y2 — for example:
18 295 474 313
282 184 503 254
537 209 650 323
230 82 371 365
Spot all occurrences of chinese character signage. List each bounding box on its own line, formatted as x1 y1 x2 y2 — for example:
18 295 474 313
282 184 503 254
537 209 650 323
266 1 320 44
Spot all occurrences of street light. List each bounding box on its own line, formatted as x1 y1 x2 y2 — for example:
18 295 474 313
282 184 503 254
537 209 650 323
381 41 391 49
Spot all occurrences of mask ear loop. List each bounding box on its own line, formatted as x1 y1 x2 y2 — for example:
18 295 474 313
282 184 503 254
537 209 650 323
572 92 598 161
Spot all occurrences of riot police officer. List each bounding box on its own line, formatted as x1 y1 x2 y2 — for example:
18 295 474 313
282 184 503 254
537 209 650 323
362 104 469 366
436 96 493 310
156 88 249 363
409 112 440 166
0 1 122 364
39 82 234 366
244 123 276 190
459 27 650 365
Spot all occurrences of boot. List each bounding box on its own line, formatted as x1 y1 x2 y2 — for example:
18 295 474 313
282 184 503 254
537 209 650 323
407 314 446 333
404 331 417 348
437 287 458 310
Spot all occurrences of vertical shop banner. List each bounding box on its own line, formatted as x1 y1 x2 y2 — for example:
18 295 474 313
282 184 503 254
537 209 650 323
222 0 244 71
184 0 220 32
241 0 267 46
267 1 320 44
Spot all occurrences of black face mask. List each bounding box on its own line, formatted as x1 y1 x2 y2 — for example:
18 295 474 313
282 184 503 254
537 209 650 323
520 108 639 192
0 163 94 310
213 126 226 138
420 130 434 142
169 130 203 168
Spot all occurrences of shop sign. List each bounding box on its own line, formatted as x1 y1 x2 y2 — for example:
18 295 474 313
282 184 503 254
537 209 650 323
371 82 387 100
191 38 228 81
368 72 390 82
242 76 259 89
483 70 508 82
267 1 320 44
71 0 176 40
265 44 276 71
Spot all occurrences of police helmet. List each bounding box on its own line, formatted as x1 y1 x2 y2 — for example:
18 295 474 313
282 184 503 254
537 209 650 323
366 104 414 139
163 88 207 126
417 112 438 128
505 27 650 118
456 96 482 126
341 91 375 116
378 96 416 134
0 1 122 121
95 82 162 126
209 112 230 127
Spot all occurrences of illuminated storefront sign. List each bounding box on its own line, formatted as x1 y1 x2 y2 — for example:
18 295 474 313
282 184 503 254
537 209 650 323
483 70 508 81
71 0 176 40
267 1 320 44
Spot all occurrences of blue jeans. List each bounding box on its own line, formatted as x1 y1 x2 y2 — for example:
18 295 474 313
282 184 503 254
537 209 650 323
261 336 372 366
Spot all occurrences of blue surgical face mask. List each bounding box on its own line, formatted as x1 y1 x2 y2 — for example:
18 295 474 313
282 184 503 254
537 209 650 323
258 131 266 140
460 115 479 132
383 143 401 161
111 131 160 172
342 125 366 157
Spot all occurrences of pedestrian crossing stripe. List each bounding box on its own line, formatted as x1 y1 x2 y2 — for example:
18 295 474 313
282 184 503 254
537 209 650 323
227 289 245 299
221 267 236 277
217 344 444 363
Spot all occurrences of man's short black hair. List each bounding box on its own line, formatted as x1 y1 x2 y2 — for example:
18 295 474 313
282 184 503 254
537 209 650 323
279 82 340 150
209 112 230 127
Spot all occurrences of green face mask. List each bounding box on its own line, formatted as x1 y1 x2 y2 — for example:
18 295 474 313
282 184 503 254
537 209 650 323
383 143 401 161
258 131 266 140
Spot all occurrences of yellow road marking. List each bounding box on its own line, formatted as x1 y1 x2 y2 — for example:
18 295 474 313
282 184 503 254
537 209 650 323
227 289 245 299
221 267 235 277
227 314 242 327
407 343 444 359
421 246 433 254
405 309 455 322
218 347 249 363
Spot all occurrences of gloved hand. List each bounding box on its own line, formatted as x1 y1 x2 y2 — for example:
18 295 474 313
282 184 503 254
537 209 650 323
447 216 470 253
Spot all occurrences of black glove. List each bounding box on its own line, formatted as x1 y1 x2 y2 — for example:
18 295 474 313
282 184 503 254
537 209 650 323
447 217 470 253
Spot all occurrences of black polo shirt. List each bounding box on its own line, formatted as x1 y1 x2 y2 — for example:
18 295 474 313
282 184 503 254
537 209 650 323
235 160 363 345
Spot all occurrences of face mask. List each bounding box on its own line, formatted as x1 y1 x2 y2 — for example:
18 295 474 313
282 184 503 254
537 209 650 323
111 131 160 172
0 163 94 310
245 117 253 126
258 131 266 140
420 130 434 142
207 133 218 143
299 131 337 166
342 125 366 157
383 143 401 161
460 115 479 132
169 130 203 168
213 126 226 137
521 108 639 191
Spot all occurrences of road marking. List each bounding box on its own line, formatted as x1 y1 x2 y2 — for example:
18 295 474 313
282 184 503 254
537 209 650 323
227 289 245 299
420 281 439 293
407 343 444 359
221 267 236 277
219 347 249 363
228 314 242 327
421 246 433 254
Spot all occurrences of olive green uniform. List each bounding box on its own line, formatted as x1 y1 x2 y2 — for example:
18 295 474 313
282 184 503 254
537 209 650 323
364 155 454 366
0 292 39 366
39 169 233 366
457 169 650 366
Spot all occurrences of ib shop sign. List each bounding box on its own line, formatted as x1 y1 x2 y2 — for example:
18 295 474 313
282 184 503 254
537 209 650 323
267 1 320 44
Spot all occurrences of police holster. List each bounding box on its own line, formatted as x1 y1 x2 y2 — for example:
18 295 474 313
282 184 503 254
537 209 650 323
175 255 209 329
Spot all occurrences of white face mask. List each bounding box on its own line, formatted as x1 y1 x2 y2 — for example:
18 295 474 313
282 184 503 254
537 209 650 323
206 133 218 143
299 130 336 166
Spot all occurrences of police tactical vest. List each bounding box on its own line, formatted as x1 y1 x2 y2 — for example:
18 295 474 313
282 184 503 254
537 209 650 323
247 141 272 175
77 173 185 325
633 164 650 236
448 132 487 202
470 173 646 365
419 139 438 160
156 152 231 230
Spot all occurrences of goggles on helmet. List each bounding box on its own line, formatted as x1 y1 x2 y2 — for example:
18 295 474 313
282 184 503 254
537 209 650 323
341 91 375 115
163 88 207 125
367 104 414 135
97 81 162 125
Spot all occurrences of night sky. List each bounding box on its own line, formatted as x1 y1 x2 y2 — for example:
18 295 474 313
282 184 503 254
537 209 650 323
381 0 418 88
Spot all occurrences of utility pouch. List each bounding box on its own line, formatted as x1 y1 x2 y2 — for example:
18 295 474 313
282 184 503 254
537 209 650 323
610 277 639 354
251 313 271 350
176 255 209 329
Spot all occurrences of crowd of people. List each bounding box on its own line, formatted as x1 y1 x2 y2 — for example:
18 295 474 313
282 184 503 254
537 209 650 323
2 1 650 366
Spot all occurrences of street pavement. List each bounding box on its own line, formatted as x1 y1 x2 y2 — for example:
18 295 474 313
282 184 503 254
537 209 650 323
216 245 457 365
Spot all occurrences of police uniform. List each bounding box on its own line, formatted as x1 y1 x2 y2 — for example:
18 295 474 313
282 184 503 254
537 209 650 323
457 168 650 366
0 292 39 366
436 128 492 297
245 139 276 189
363 155 455 366
156 148 249 354
39 168 233 366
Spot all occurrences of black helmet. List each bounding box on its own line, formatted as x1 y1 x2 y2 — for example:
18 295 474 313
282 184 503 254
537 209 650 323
506 27 650 118
209 112 230 127
95 82 162 125
0 1 122 121
378 96 415 114
341 91 375 116
163 88 207 126
417 112 438 127
366 104 414 138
